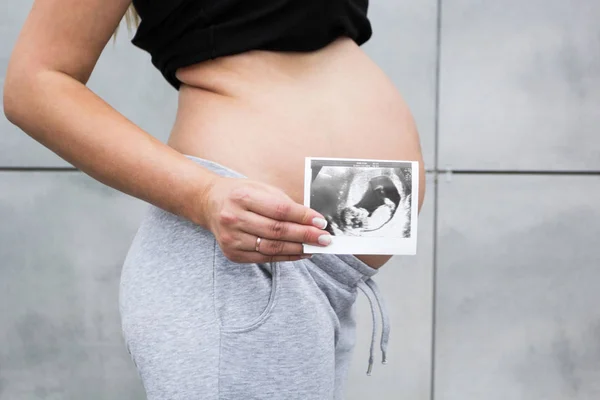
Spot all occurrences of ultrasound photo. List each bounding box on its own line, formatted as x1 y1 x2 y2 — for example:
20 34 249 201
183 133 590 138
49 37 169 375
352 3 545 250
303 157 419 255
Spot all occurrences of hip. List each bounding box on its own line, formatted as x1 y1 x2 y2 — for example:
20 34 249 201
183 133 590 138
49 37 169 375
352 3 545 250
119 197 383 398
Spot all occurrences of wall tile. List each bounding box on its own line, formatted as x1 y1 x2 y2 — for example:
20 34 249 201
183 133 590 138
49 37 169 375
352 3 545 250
0 172 147 399
364 0 439 169
2 0 434 170
1 3 177 168
0 170 436 399
435 175 600 399
439 0 600 171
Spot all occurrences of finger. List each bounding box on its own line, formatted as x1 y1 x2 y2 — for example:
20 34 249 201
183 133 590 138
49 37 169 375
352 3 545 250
234 186 328 228
238 209 332 245
232 250 312 264
237 231 305 255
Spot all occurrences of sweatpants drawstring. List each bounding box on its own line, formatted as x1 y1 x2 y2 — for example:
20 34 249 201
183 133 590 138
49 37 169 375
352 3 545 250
357 277 390 376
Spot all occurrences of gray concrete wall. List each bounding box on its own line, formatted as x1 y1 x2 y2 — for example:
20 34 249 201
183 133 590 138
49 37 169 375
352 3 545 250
1 0 598 398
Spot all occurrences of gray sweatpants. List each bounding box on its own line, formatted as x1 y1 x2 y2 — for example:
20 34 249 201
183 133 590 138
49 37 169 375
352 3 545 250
119 155 390 400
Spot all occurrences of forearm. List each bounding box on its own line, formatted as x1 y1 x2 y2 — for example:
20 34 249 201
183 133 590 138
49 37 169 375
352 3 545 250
3 69 220 228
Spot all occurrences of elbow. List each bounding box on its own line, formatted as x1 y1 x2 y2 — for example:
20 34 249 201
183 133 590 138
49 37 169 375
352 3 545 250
3 72 28 126
3 65 43 128
2 78 18 125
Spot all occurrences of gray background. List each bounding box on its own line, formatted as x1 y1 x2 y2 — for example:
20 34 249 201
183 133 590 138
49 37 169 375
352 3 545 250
1 0 599 399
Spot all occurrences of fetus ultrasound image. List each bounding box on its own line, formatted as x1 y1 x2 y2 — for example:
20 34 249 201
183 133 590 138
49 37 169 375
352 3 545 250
309 161 413 238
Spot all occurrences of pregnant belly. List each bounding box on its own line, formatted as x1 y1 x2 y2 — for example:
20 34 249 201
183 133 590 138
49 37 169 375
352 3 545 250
167 37 425 269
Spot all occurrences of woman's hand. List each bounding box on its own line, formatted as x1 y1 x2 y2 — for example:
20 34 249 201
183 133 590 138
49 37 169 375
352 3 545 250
201 176 332 263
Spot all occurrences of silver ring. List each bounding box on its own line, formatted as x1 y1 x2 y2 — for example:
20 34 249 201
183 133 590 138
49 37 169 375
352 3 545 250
255 236 262 252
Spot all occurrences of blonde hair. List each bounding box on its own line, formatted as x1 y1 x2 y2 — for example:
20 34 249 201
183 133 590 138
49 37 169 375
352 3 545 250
112 4 140 42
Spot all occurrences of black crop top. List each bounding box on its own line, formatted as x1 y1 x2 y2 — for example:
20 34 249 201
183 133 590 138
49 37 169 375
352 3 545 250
130 0 372 90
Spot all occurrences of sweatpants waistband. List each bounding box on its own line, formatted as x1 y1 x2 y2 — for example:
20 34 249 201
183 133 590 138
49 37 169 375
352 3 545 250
183 153 390 375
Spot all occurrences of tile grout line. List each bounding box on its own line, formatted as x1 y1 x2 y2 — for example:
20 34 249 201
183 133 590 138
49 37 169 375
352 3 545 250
0 168 598 175
431 172 440 400
445 169 600 175
0 167 78 172
430 0 444 396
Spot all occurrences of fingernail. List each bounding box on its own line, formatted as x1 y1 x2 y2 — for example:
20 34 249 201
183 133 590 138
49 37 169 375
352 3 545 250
301 254 313 259
318 234 332 245
312 217 328 229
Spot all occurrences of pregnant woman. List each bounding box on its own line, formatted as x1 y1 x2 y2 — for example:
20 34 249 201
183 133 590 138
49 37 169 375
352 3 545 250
4 1 425 399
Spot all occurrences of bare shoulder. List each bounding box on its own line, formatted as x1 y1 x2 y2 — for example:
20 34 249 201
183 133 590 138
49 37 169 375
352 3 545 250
5 0 132 86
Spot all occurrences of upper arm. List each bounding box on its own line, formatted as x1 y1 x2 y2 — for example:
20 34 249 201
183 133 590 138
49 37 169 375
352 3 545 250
5 0 132 86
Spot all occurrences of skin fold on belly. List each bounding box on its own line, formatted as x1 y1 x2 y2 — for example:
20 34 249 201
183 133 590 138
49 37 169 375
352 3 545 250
167 37 425 269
